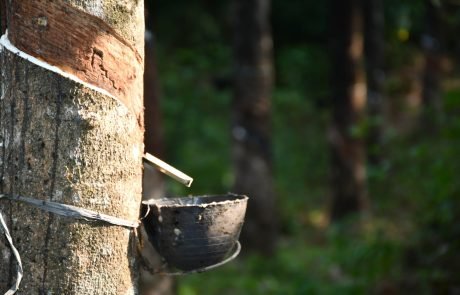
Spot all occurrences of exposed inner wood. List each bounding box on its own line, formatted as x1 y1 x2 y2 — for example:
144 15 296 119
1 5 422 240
7 0 144 117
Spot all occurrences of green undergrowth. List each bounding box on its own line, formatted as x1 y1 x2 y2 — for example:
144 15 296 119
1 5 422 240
178 226 404 295
174 85 460 294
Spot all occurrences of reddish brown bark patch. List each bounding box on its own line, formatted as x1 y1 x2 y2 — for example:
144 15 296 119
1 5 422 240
8 0 143 117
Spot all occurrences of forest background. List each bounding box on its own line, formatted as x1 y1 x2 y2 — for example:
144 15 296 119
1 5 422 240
2 0 458 294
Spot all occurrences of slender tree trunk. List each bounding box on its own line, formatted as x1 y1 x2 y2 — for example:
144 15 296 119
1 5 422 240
421 0 442 132
363 0 385 165
143 25 166 204
139 26 174 295
0 1 145 294
144 37 164 163
329 0 367 221
232 0 277 255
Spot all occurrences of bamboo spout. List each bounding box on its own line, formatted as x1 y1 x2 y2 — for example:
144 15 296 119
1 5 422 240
143 153 193 187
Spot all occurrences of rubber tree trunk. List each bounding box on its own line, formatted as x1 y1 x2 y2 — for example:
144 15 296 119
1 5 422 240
363 0 385 165
0 0 145 294
329 0 368 221
232 0 277 255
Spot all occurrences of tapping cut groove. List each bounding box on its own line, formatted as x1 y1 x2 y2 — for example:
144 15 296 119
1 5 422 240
7 0 144 117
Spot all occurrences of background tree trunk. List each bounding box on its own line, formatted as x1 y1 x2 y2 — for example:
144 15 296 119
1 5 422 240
139 20 174 295
0 0 145 294
421 0 443 133
329 0 367 221
232 0 277 255
363 0 385 165
143 9 166 207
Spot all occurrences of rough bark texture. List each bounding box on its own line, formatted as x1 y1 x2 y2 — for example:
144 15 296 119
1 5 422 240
363 0 385 165
329 0 367 221
232 0 277 255
0 0 144 294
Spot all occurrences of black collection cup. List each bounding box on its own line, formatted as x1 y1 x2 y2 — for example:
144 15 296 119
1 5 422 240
141 194 248 271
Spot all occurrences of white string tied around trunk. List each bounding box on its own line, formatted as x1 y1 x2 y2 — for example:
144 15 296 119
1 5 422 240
0 194 139 295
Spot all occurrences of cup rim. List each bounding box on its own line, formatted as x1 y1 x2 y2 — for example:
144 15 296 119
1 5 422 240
141 193 248 208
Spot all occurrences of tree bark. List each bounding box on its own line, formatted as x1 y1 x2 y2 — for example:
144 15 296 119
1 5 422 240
363 0 385 165
232 0 277 255
0 0 145 294
329 0 367 221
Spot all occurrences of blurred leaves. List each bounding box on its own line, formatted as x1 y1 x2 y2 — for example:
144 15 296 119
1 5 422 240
150 0 460 293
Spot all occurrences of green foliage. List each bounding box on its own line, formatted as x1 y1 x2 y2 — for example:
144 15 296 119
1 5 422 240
272 0 328 45
156 43 232 196
178 226 403 295
276 46 330 101
152 0 460 293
